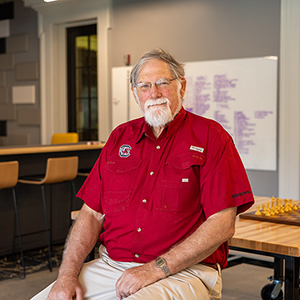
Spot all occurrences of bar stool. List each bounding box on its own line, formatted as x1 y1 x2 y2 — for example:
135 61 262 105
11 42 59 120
0 161 25 278
18 156 79 271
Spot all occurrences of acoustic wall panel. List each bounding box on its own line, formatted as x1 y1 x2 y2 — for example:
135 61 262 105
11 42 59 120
12 85 35 104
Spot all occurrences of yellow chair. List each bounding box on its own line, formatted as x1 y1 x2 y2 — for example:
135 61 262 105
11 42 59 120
0 161 25 278
18 156 79 271
51 133 79 144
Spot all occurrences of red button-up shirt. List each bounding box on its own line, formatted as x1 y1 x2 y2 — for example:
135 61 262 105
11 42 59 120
77 108 254 268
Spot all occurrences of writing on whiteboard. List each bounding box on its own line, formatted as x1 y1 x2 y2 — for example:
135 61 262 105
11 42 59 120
184 57 277 171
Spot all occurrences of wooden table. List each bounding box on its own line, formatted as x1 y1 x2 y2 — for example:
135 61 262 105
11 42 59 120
229 196 300 299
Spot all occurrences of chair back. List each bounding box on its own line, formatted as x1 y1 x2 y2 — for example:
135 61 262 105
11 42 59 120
44 156 78 184
51 133 79 144
0 161 19 189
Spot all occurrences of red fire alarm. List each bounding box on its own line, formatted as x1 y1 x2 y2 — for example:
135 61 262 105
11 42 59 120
124 54 131 66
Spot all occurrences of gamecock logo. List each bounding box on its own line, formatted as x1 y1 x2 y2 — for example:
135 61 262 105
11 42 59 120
119 145 132 158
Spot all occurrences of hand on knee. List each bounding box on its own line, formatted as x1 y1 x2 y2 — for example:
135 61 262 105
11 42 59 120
47 275 84 300
115 263 162 299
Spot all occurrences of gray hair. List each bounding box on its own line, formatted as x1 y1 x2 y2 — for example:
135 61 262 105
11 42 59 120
130 49 185 87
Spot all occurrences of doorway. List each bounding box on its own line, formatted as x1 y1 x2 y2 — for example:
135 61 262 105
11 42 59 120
67 24 98 141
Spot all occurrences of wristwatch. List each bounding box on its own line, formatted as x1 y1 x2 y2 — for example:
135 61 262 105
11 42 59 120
155 257 171 276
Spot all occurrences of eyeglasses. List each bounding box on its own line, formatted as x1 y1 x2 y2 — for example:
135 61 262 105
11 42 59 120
134 78 176 92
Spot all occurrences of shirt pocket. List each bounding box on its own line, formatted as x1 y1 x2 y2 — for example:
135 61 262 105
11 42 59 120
155 152 206 213
104 159 142 191
103 190 131 214
103 159 141 214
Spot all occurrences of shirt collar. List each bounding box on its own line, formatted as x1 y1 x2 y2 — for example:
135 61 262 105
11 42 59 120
136 107 187 143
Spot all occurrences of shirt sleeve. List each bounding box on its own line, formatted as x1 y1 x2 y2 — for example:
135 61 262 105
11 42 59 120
76 150 104 214
200 126 254 218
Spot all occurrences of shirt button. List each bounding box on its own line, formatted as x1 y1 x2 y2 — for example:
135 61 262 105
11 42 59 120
150 171 154 175
142 199 147 203
135 254 139 258
137 228 142 232
156 145 161 150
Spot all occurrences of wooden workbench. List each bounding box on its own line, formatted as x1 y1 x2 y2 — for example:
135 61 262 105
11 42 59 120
229 196 300 299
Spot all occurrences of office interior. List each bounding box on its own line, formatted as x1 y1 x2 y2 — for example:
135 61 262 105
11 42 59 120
0 0 299 299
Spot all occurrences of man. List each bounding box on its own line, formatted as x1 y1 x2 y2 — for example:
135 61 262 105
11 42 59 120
33 49 254 300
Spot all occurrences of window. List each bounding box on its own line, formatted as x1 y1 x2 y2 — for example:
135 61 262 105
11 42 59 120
67 24 98 141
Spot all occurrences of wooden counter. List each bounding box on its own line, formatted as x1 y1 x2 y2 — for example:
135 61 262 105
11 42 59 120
0 143 104 177
0 143 104 156
0 143 104 257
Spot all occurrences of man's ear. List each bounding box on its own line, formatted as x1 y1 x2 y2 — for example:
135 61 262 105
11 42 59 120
180 78 187 99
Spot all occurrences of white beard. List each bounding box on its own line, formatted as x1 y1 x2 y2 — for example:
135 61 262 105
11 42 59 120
144 98 174 128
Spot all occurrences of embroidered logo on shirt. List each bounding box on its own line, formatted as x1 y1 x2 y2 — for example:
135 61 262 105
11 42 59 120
232 190 251 198
119 144 132 158
190 145 204 153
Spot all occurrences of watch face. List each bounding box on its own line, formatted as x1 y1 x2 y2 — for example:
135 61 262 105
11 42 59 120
156 257 165 266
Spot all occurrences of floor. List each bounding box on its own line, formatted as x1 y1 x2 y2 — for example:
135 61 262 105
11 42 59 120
0 249 276 300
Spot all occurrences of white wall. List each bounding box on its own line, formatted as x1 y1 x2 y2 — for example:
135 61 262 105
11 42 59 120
23 0 300 199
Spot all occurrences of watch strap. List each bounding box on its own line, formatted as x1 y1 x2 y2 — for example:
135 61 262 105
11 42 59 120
155 257 171 276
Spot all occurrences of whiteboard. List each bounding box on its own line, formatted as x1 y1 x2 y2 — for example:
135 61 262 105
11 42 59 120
184 57 278 171
112 57 278 171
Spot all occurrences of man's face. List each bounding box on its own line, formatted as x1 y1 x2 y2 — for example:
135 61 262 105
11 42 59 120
132 59 186 127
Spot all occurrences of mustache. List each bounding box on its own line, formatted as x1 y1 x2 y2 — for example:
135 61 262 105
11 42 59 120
144 98 169 109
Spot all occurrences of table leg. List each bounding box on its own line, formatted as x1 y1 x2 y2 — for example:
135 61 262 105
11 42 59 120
284 256 299 300
274 257 284 281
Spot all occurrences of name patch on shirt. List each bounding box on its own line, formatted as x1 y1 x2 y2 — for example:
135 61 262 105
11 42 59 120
190 145 204 153
119 144 132 158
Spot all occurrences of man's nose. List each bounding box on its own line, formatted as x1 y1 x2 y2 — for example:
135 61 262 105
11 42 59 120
149 84 162 98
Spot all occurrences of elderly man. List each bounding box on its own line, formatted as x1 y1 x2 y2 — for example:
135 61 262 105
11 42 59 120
32 49 254 300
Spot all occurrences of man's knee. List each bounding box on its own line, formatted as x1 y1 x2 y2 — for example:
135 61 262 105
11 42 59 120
127 276 211 300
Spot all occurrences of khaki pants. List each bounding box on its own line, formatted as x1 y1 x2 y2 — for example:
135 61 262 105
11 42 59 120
31 246 222 300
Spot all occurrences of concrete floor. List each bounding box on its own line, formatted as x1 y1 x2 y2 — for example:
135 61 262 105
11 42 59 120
0 261 274 300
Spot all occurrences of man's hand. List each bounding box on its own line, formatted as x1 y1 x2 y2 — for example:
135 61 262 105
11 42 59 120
115 262 165 299
46 275 84 300
45 205 103 300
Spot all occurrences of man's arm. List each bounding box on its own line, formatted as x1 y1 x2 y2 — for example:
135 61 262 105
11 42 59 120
47 204 104 300
115 206 237 299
